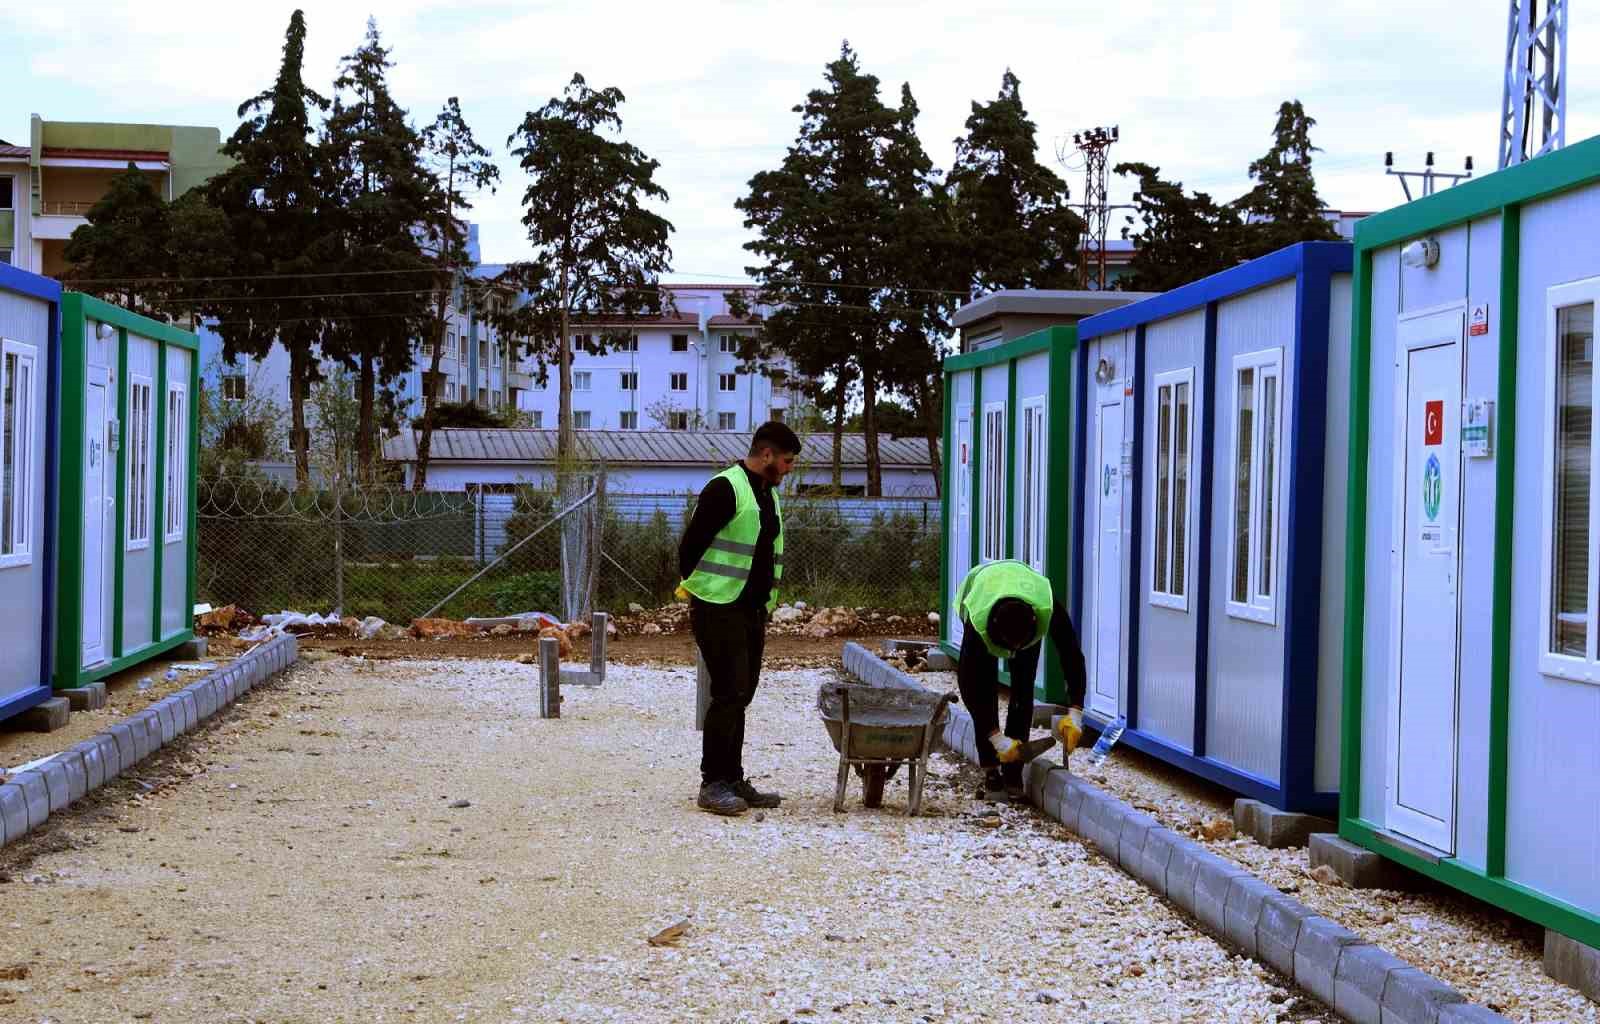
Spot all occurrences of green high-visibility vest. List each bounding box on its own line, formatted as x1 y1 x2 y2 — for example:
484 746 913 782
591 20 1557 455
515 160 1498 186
957 560 1052 658
682 465 785 611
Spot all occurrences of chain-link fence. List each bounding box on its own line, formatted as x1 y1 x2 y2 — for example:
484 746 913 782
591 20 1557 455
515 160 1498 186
196 474 942 625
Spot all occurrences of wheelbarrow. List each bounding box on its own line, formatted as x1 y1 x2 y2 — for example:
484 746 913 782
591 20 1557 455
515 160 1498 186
817 682 956 816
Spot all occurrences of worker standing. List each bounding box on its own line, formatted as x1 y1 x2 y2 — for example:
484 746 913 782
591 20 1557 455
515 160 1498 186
954 559 1089 801
678 422 802 816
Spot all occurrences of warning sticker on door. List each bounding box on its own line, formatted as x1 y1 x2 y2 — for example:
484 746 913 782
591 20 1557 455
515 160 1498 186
1423 453 1443 522
1470 303 1490 337
1425 400 1444 446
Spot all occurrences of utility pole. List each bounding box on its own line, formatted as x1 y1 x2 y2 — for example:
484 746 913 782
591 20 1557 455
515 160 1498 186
1072 126 1118 291
1500 0 1568 168
1385 151 1475 201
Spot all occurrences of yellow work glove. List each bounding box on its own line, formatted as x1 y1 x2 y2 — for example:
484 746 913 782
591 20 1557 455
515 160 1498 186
989 730 1024 764
1056 708 1084 755
674 583 690 602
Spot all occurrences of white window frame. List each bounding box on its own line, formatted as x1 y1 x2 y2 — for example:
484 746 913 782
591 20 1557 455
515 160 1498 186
980 401 1007 563
670 372 688 392
1225 348 1283 625
1540 276 1600 683
573 371 592 392
718 373 736 392
615 334 639 353
619 371 638 391
165 383 187 543
0 338 38 569
619 410 638 430
1149 367 1196 611
222 374 247 402
1019 397 1047 573
718 411 737 430
669 411 689 431
719 334 738 353
531 410 544 428
671 334 689 352
127 374 154 551
573 409 592 429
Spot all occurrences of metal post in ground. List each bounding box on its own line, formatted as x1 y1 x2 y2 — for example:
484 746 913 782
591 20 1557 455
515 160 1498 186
539 635 562 719
589 611 609 680
333 470 345 617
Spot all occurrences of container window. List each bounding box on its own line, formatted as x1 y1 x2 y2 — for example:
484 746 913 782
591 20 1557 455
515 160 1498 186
1151 367 1195 609
1020 399 1046 573
165 384 187 543
128 376 154 549
0 339 37 568
1546 293 1596 667
981 402 1006 562
1227 349 1283 624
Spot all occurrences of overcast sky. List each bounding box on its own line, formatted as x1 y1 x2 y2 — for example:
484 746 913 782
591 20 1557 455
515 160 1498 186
5 1 1596 283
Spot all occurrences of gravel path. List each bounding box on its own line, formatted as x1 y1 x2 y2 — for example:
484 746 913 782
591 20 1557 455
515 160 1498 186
1 653 1322 1023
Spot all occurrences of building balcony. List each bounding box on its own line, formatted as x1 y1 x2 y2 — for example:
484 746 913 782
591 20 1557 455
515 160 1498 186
508 370 535 390
32 212 87 241
40 199 98 216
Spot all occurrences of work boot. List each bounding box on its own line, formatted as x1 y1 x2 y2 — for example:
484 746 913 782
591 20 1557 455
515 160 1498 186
733 779 782 809
1002 763 1026 803
697 780 749 817
977 768 1007 802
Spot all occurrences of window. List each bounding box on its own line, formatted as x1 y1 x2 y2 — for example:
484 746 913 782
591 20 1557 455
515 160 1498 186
0 339 37 568
671 334 689 352
669 411 689 430
1542 278 1600 679
620 410 638 430
531 410 544 428
619 371 637 391
981 402 1006 562
1019 399 1046 572
479 339 488 366
719 334 738 353
719 373 736 392
477 387 488 406
1227 349 1282 623
165 385 186 543
128 376 154 549
0 176 12 210
0 251 11 267
222 374 247 402
670 372 688 392
574 410 592 429
447 330 458 360
1151 368 1195 609
574 371 592 392
718 412 737 430
615 334 639 352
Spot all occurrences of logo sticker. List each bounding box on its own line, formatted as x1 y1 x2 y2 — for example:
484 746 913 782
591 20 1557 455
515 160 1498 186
1102 464 1112 497
1470 303 1490 337
1425 400 1444 446
1423 453 1442 522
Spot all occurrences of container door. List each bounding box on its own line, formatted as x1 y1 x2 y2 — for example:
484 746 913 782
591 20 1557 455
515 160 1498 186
1386 306 1465 853
950 405 972 648
1090 398 1124 719
82 366 112 669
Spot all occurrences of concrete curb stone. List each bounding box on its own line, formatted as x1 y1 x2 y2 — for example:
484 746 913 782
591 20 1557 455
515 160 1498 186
0 782 29 843
38 759 72 812
1138 826 1182 896
91 733 121 782
1193 853 1249 938
12 771 49 828
1382 966 1467 1023
70 740 105 791
1335 944 1410 1024
1296 916 1366 1006
1257 891 1310 979
1224 874 1280 958
55 749 88 804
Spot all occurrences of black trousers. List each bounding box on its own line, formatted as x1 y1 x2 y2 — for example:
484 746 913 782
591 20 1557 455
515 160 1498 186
956 618 1039 771
692 600 768 784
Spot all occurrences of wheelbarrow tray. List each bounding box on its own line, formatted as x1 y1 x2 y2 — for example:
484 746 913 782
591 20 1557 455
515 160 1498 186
817 682 952 762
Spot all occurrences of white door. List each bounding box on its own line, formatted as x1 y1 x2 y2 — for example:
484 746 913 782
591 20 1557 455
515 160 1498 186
1386 306 1465 853
950 407 973 647
82 367 111 669
1090 399 1124 718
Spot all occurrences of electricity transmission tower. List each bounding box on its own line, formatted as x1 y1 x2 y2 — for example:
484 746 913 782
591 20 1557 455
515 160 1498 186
1385 151 1474 200
1500 0 1568 167
1073 126 1118 291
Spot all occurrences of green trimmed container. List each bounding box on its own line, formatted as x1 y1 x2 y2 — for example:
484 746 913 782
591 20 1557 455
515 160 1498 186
55 293 199 690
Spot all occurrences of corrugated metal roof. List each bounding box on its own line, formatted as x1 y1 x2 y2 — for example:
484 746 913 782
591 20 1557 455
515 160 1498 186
383 429 937 468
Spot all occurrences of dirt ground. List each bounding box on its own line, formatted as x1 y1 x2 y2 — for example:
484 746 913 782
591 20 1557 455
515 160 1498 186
0 651 1325 1024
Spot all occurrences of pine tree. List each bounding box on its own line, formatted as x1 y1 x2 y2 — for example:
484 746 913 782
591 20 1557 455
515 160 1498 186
1232 100 1340 260
1113 161 1244 292
947 70 1083 295
205 9 332 489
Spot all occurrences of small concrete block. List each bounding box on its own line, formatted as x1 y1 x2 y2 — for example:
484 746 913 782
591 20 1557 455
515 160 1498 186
1257 891 1310 980
1382 966 1466 1024
0 782 30 844
1310 832 1412 889
1295 916 1365 1007
12 771 50 828
1234 797 1262 837
1138 827 1182 895
1031 703 1068 729
1164 841 1207 915
177 637 209 660
13 696 70 732
1544 930 1600 1004
1117 810 1159 872
37 759 71 812
1437 1005 1515 1023
1193 854 1248 938
1240 801 1335 849
93 733 122 780
1223 875 1279 957
73 740 106 791
61 682 108 711
1335 944 1408 1024
108 722 139 772
923 650 953 671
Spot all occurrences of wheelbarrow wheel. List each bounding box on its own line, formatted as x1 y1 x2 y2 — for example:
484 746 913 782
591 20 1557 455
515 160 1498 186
861 766 888 808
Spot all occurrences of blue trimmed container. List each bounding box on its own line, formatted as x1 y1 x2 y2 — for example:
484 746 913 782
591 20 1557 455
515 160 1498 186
0 263 62 725
1073 242 1352 813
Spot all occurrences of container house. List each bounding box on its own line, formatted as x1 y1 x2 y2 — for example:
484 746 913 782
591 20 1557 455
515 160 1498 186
55 293 199 690
1073 242 1353 813
1343 135 1600 945
937 325 1080 703
0 264 60 724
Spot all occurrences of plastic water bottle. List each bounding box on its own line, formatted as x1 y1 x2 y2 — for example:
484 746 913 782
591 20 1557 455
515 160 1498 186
1083 716 1128 769
164 668 179 683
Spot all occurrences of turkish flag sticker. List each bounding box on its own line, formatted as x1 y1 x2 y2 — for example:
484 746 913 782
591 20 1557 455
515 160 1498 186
1424 400 1444 446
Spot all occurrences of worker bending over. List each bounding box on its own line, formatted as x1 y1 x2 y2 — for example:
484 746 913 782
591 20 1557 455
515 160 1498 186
954 559 1088 801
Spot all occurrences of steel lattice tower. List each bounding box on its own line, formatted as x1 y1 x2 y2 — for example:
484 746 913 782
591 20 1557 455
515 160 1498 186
1500 0 1568 168
1074 126 1117 291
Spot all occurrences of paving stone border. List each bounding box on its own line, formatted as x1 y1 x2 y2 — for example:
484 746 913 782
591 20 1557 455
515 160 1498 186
839 641 1511 1024
0 635 299 851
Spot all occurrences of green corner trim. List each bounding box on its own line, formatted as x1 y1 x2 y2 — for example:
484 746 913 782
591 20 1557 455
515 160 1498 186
187 350 199 633
1005 361 1018 560
1487 204 1521 876
54 295 87 689
112 327 128 660
77 632 195 687
1042 328 1078 704
152 343 167 646
939 370 954 649
1342 818 1600 948
1339 249 1375 824
943 325 1072 372
1354 134 1600 253
65 292 199 351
